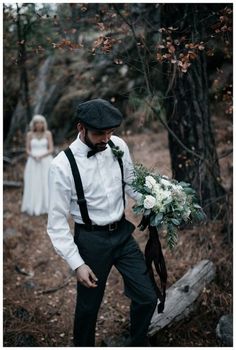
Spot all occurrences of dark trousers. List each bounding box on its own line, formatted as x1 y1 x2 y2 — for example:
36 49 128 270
73 218 157 347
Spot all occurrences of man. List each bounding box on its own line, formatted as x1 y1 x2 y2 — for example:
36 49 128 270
47 99 157 346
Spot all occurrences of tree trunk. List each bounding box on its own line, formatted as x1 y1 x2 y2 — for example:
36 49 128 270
162 4 226 218
16 4 32 126
166 54 225 218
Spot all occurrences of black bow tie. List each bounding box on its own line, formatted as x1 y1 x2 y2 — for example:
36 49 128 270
87 147 107 158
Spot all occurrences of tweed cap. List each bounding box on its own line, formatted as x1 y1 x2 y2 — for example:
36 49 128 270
77 99 123 130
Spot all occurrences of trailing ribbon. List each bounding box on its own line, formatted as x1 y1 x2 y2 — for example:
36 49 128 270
138 216 167 313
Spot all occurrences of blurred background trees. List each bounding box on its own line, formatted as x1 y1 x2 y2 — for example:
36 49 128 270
3 2 232 222
3 4 233 346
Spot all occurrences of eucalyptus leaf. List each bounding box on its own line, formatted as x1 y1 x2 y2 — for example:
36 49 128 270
144 209 151 216
131 163 205 250
184 189 195 196
193 204 202 209
171 218 181 225
153 213 163 226
178 181 191 187
163 197 172 205
144 186 153 194
150 215 157 226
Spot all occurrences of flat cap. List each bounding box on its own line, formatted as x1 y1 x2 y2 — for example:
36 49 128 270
77 99 123 130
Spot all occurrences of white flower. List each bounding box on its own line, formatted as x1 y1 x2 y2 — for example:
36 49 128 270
158 189 171 202
153 182 162 194
162 189 171 199
183 208 191 221
155 201 166 213
172 187 186 205
145 175 156 189
131 164 206 250
160 178 171 187
143 195 156 209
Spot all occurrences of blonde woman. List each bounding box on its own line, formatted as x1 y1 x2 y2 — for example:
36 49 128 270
21 115 54 215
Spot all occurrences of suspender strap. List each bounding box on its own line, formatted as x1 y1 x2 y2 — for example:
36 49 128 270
64 141 125 225
108 140 126 208
64 148 92 225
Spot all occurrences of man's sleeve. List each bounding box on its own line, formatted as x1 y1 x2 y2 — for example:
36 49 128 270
47 162 85 270
122 141 142 203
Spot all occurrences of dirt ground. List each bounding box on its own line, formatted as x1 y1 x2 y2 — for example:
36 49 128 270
3 121 233 347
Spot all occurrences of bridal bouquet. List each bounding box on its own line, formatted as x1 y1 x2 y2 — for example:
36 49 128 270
131 164 206 249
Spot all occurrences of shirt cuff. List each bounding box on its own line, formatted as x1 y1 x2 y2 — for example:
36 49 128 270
126 185 143 203
134 192 143 203
67 252 85 271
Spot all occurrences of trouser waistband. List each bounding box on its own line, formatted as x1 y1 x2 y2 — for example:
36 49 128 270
74 214 125 232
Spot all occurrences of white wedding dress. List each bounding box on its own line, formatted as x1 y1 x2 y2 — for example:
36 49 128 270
21 137 53 216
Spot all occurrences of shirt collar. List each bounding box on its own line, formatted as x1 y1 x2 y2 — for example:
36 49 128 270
70 133 91 156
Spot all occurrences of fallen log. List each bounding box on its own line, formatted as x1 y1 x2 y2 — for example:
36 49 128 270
3 180 22 188
3 153 26 166
148 259 216 336
3 156 12 164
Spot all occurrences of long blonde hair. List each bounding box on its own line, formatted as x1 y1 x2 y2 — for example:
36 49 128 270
29 115 48 132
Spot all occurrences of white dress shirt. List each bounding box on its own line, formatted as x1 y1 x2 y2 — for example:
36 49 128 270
47 134 140 271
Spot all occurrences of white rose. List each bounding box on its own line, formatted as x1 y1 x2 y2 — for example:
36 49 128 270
160 178 171 187
156 188 170 202
143 195 156 209
145 175 156 189
153 183 162 194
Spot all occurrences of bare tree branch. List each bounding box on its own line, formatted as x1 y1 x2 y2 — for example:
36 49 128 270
113 4 152 96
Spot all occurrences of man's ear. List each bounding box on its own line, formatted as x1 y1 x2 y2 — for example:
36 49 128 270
77 123 84 132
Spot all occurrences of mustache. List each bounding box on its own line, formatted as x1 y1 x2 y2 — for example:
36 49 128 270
96 142 107 148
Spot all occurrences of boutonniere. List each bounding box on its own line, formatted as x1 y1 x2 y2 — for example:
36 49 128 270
111 146 124 159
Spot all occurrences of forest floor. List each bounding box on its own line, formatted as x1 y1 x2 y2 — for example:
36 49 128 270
3 117 233 347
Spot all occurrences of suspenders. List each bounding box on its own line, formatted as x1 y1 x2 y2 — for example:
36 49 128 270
64 141 125 225
108 139 126 207
64 148 92 225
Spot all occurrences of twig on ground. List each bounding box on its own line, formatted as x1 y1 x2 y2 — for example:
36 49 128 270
37 273 74 294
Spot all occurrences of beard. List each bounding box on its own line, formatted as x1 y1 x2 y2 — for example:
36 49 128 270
84 130 107 152
95 143 107 151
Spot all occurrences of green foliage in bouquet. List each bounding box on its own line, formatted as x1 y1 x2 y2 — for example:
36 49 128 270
131 164 206 250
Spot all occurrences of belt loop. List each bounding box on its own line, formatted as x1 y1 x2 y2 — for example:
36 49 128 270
108 222 118 231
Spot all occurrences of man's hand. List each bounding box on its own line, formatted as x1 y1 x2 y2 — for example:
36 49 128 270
76 264 98 288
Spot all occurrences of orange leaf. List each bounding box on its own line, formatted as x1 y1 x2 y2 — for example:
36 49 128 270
97 22 106 31
188 51 197 60
168 45 175 53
